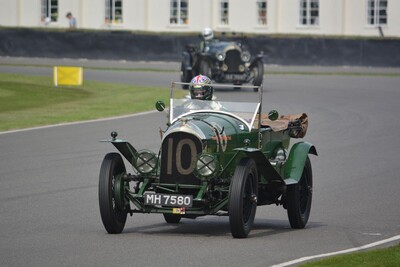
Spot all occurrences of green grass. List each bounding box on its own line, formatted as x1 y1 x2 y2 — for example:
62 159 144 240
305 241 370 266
301 243 400 267
0 73 185 131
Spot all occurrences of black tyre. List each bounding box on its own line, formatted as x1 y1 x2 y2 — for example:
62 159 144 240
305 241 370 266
287 156 313 229
199 60 212 78
99 153 127 234
180 62 192 89
229 158 258 238
163 213 182 224
251 60 264 91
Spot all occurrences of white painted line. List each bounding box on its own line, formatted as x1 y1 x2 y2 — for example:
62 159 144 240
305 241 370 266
0 110 157 135
271 235 400 267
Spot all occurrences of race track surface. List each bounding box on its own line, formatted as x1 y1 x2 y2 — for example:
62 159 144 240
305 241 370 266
1 59 400 266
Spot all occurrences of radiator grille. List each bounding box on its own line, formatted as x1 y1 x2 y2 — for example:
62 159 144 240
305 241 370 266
225 50 242 72
160 132 202 185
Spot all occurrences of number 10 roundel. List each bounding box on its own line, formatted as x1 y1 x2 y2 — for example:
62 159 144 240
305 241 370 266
160 132 202 185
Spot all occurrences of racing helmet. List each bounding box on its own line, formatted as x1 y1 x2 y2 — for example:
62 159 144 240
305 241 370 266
189 75 213 100
202 27 214 41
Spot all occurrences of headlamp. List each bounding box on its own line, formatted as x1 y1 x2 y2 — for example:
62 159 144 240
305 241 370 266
194 153 219 179
217 52 226 61
134 150 157 174
241 51 251 62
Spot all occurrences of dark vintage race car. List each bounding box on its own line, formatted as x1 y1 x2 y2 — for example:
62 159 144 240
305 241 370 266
99 82 317 238
181 39 264 91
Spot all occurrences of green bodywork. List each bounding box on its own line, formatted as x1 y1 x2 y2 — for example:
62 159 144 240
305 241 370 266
102 109 317 217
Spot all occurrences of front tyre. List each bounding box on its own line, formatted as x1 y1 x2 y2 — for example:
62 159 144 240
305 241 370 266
229 158 258 238
287 156 313 229
251 60 264 91
99 153 127 234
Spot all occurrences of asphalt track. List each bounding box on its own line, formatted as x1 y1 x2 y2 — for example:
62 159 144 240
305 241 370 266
1 58 400 266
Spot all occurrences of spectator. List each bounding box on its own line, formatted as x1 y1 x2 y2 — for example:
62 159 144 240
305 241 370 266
66 12 77 29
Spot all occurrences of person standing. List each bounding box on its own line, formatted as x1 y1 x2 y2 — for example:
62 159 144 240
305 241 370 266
66 12 77 29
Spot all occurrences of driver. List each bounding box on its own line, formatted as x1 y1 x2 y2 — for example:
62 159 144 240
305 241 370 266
200 27 214 52
187 75 224 111
189 74 213 100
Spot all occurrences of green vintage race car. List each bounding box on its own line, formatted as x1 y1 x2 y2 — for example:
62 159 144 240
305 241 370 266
99 82 317 238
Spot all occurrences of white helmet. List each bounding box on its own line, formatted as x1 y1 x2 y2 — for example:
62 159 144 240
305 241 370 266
202 27 214 41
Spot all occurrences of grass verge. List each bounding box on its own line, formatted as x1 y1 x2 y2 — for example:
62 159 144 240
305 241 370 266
301 243 400 266
0 73 185 131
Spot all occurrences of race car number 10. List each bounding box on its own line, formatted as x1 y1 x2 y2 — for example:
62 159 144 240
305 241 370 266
144 193 193 207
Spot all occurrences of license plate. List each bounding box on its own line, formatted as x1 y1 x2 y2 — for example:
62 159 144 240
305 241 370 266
144 193 193 207
225 74 246 80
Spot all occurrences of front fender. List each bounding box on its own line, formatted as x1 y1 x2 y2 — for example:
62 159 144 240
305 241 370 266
249 52 264 69
233 148 285 184
100 139 138 166
284 142 317 183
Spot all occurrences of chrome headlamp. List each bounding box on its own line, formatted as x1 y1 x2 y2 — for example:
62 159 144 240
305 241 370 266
216 52 226 61
241 51 251 62
194 153 220 179
134 150 157 174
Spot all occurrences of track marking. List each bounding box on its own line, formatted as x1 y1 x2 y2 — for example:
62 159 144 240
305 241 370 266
271 235 400 267
0 110 157 135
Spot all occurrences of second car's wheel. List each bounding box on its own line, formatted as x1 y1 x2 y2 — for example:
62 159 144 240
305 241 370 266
99 153 128 234
199 60 212 78
180 62 192 90
251 60 264 91
163 213 182 224
287 156 313 229
229 158 258 238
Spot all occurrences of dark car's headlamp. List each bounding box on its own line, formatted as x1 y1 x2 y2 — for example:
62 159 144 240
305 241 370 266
241 51 251 62
134 150 157 174
194 153 220 179
217 52 226 61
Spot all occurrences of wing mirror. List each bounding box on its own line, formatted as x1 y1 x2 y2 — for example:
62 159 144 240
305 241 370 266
155 101 166 112
268 110 279 121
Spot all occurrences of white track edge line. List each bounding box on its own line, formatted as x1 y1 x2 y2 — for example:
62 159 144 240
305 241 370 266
0 110 157 135
271 235 400 267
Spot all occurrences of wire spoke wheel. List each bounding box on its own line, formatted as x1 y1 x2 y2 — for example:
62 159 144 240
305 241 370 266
229 158 258 238
251 60 264 91
99 153 128 234
287 156 313 229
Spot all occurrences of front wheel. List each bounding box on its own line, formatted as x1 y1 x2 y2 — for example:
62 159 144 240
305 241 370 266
251 60 264 91
287 156 313 229
229 158 258 238
99 153 128 234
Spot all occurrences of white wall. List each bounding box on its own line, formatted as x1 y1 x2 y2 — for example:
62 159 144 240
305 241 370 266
0 0 399 37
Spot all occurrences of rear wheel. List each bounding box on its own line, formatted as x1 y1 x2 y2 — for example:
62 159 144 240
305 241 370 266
229 158 258 238
163 214 182 224
287 156 313 229
251 60 264 91
99 153 127 234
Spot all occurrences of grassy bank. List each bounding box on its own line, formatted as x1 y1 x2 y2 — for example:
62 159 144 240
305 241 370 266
302 243 400 266
0 73 184 131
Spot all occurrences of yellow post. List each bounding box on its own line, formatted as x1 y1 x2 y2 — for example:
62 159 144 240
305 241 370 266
53 66 83 86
